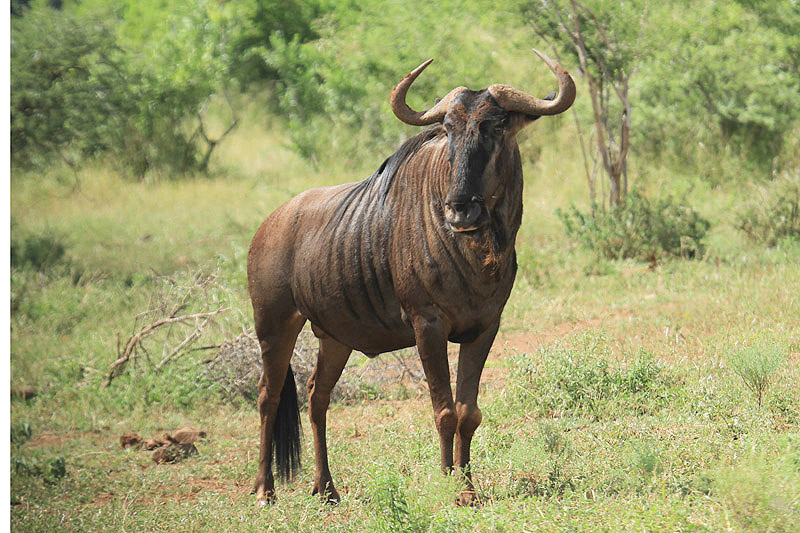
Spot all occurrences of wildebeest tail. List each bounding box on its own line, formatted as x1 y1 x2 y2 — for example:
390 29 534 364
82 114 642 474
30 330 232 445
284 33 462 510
273 364 302 481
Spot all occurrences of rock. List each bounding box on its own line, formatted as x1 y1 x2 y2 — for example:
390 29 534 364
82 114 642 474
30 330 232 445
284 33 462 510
119 433 143 449
11 386 37 400
152 443 198 464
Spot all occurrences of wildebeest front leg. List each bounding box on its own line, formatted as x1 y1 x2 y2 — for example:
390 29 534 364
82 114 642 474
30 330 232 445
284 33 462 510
453 320 498 506
413 314 456 473
307 335 351 503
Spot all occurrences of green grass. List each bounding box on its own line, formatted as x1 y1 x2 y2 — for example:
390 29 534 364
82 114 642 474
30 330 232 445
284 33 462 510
10 106 800 531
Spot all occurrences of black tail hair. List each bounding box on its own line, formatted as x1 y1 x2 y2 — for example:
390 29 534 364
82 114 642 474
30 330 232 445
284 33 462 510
273 364 302 481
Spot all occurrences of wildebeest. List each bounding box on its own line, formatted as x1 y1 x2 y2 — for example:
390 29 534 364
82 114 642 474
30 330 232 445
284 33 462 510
247 49 575 505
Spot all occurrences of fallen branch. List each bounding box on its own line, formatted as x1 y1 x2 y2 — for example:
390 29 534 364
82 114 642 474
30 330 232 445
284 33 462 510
105 307 229 387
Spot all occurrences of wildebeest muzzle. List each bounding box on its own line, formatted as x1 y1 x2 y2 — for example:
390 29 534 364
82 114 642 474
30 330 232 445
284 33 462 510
444 193 486 232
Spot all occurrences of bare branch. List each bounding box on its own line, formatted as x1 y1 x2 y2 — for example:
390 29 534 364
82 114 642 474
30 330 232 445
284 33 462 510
105 308 230 387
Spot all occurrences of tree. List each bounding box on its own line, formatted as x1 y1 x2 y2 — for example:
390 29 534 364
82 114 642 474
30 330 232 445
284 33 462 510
638 1 800 176
522 0 648 210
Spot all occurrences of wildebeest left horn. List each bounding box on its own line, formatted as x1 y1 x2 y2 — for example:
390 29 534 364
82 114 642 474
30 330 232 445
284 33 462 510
488 49 576 116
390 59 467 126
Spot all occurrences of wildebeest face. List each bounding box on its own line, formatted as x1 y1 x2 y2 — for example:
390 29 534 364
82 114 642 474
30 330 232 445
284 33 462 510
389 49 576 233
441 91 511 233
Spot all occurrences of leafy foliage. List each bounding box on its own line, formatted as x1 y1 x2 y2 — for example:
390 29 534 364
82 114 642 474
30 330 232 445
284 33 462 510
521 0 647 206
737 171 800 246
638 1 800 175
11 0 327 176
10 4 201 175
260 0 520 164
557 190 710 260
11 0 800 178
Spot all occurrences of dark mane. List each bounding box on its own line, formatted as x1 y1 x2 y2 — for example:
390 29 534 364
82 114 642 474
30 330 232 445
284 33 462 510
327 127 443 227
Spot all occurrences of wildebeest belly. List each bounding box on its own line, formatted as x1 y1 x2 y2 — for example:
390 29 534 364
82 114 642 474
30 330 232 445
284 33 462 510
292 280 416 354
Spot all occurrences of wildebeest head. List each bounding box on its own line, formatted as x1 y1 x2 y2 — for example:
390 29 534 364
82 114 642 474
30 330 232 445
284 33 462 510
390 49 576 233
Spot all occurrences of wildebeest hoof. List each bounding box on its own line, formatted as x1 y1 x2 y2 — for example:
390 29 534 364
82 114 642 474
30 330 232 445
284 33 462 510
255 490 276 506
312 484 341 504
456 490 481 507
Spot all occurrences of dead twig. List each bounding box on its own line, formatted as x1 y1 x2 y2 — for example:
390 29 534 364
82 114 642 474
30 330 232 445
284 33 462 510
105 308 229 387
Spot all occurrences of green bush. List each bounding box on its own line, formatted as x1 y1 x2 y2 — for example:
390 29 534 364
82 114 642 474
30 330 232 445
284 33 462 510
557 190 710 261
638 1 800 176
10 454 68 484
727 341 787 407
737 172 800 246
260 0 521 165
10 228 67 272
506 334 674 419
11 0 334 176
10 3 199 175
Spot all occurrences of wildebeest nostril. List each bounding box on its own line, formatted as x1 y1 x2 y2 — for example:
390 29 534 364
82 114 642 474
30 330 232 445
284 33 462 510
445 197 481 214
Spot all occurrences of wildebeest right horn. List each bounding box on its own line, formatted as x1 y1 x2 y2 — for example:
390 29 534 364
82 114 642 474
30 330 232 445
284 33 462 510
487 49 576 116
390 59 467 126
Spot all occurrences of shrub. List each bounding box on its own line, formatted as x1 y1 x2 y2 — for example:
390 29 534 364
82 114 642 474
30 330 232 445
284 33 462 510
10 227 67 272
260 0 517 165
557 190 710 261
727 341 787 407
506 334 674 419
637 1 800 176
10 454 68 484
737 171 800 246
12 0 310 177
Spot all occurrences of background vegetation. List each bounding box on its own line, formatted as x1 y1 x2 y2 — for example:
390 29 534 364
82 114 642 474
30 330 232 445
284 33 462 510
10 0 800 530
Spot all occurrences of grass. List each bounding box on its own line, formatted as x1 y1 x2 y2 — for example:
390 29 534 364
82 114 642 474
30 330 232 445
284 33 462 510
10 105 800 531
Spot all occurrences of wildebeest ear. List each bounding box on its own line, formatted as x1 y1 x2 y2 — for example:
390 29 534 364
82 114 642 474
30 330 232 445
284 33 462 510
510 92 556 133
523 91 558 122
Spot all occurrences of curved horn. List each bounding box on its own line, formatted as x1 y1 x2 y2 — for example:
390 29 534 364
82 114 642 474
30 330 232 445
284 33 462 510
488 49 576 116
390 59 467 126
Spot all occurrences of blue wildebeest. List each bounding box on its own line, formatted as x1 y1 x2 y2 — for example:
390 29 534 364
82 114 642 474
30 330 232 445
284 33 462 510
247 49 575 505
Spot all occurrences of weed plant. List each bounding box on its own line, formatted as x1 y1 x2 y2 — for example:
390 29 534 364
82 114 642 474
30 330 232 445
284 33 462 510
504 333 675 420
727 341 787 407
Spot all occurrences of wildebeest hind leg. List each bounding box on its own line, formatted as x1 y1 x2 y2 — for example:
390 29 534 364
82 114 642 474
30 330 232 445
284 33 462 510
253 310 306 504
307 334 351 502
